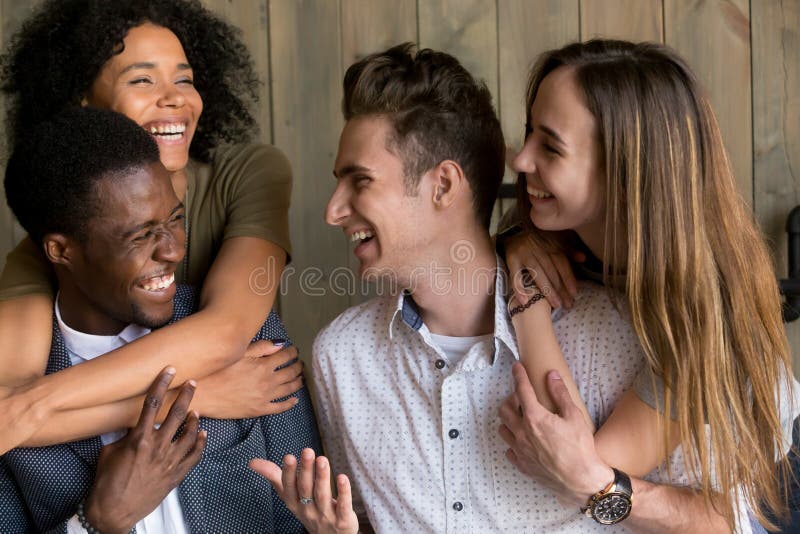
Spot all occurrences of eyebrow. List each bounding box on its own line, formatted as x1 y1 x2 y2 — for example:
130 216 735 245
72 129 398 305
333 164 372 179
120 62 193 75
121 201 185 239
539 124 567 147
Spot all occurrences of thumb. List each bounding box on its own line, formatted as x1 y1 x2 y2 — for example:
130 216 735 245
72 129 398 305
546 371 577 418
249 458 284 490
245 339 288 358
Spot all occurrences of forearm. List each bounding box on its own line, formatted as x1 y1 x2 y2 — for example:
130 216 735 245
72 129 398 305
0 294 53 387
514 301 594 430
623 478 730 534
21 389 182 447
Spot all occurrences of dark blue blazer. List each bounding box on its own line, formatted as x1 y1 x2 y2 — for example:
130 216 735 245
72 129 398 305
0 285 321 533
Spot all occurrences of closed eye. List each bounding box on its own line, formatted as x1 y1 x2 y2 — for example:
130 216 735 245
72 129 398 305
129 77 153 85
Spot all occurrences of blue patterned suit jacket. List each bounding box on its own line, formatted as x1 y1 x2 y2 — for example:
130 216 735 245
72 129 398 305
0 285 321 533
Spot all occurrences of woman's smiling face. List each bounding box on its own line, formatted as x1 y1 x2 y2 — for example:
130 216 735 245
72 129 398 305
512 66 606 248
84 23 203 172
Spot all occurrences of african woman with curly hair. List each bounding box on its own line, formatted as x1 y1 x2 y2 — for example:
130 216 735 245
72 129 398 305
0 0 302 452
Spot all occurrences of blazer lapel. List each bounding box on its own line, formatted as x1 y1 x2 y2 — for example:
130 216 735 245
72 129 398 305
48 318 103 467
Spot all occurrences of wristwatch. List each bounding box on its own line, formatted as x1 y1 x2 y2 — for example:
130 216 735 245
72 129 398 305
581 467 633 524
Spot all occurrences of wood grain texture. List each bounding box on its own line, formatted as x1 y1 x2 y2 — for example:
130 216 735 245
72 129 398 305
341 0 417 65
580 0 663 42
418 0 498 96
497 0 580 219
752 0 800 372
664 0 753 204
202 0 272 143
270 0 349 358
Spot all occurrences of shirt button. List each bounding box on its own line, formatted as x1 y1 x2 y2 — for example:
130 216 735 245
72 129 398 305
448 429 459 439
453 501 463 512
435 359 446 369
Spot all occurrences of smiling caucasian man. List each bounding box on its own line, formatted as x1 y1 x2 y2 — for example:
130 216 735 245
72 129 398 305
0 107 321 533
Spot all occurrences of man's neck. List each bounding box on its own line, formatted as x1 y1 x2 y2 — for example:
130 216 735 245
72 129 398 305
409 235 497 337
55 279 127 336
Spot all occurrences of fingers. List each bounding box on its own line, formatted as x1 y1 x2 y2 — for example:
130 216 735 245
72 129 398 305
172 410 200 458
313 456 334 516
497 422 517 447
249 458 286 495
158 380 196 439
335 474 356 526
134 367 176 433
530 250 565 308
265 346 300 370
296 448 316 502
545 371 579 420
176 425 206 478
272 360 303 384
280 453 300 504
263 396 300 415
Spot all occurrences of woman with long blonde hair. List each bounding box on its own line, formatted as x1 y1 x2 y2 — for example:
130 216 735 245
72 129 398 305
500 39 798 532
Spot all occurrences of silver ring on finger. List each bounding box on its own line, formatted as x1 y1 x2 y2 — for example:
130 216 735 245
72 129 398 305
299 496 314 505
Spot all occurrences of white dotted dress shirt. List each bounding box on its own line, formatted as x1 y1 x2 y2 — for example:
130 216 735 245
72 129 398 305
312 258 765 533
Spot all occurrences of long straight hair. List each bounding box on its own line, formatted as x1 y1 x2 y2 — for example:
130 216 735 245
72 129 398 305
518 39 792 528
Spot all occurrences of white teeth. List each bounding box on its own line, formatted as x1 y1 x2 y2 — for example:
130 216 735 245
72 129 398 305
349 230 375 242
141 273 175 292
527 185 553 199
148 124 186 136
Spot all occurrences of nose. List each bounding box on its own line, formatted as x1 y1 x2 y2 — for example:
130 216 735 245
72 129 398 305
325 180 351 227
153 225 185 265
157 84 186 108
511 138 537 175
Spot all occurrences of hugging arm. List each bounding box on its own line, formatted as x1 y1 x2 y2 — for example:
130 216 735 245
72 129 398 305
0 236 287 452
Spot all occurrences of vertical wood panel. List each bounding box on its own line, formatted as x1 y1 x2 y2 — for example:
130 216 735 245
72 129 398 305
203 0 272 143
752 0 800 373
498 0 580 214
664 0 752 204
581 0 663 42
270 0 347 358
418 0 502 227
340 0 417 305
418 0 498 97
341 0 417 66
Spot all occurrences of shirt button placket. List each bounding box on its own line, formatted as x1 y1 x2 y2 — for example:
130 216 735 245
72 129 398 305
441 372 468 534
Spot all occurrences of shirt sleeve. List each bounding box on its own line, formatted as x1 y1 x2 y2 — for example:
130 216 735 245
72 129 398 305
66 514 89 534
632 364 678 419
214 143 293 258
0 236 56 301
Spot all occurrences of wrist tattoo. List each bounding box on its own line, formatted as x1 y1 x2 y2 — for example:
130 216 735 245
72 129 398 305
508 292 547 318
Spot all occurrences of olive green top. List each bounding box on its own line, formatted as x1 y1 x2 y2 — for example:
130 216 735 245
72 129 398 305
0 142 292 300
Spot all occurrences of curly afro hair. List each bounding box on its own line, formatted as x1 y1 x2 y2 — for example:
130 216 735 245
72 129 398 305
5 107 161 244
1 0 260 162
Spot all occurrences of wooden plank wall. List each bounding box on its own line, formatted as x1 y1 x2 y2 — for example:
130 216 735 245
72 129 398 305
0 1 798 373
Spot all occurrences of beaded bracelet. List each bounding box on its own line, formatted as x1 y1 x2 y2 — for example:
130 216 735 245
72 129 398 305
77 499 135 534
508 292 547 318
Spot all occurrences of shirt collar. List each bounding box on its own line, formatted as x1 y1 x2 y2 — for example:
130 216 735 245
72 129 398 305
387 254 519 361
55 295 151 361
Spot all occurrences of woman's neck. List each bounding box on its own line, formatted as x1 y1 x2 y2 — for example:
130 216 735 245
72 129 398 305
170 169 188 200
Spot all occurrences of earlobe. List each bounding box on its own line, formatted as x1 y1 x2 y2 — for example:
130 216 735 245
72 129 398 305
43 234 74 267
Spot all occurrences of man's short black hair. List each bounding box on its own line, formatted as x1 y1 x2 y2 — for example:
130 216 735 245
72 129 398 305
4 106 161 244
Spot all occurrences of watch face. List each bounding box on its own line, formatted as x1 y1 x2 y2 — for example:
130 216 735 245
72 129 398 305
593 493 632 525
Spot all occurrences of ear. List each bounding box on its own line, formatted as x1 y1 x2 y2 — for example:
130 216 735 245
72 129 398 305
429 160 466 210
43 234 78 267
